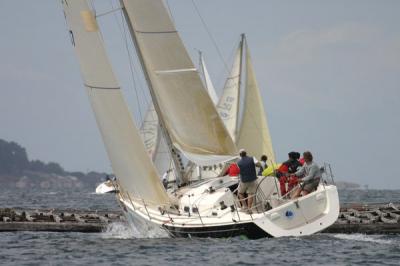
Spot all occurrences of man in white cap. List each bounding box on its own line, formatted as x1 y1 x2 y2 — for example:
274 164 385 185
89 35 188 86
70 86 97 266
237 149 258 213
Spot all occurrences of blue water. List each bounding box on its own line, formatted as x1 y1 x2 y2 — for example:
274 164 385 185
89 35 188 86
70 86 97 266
1 188 400 266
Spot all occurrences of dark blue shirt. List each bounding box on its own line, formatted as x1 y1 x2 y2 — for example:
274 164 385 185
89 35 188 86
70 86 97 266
237 156 257 183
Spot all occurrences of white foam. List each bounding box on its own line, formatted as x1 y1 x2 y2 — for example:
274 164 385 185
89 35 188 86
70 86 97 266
101 222 137 239
101 222 170 239
333 234 393 244
43 191 58 195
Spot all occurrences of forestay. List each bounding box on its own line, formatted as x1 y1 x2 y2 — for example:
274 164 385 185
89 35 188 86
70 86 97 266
121 0 237 166
62 0 169 205
216 41 242 142
236 44 276 163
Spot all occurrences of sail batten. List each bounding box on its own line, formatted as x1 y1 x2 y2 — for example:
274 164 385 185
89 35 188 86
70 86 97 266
63 0 169 205
154 68 197 74
85 84 120 90
121 0 237 165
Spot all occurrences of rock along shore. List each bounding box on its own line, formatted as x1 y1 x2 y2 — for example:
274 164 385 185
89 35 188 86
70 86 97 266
1 203 399 234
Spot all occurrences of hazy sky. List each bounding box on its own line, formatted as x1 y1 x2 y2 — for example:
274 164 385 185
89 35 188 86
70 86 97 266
0 0 399 188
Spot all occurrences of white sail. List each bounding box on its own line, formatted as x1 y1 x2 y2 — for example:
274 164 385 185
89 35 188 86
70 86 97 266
121 0 237 166
62 0 169 205
199 52 218 105
237 42 276 163
154 131 175 178
139 103 159 161
216 41 243 142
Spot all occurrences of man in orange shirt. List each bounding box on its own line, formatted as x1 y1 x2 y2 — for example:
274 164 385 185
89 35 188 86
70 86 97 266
225 162 240 176
277 152 302 196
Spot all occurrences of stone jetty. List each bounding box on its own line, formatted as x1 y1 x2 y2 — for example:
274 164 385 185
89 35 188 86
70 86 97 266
0 208 123 233
322 202 400 234
1 203 400 234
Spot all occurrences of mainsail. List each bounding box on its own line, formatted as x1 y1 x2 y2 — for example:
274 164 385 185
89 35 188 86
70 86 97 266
199 52 218 105
120 0 237 166
236 40 276 163
216 37 243 142
62 0 169 205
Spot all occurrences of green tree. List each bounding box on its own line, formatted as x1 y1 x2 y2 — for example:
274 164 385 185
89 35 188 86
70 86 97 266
0 139 29 175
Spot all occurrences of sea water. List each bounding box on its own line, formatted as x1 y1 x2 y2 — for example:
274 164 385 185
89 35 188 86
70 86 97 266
1 188 400 266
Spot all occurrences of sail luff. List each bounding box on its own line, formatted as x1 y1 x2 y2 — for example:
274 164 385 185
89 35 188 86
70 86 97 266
62 0 169 205
237 38 276 163
199 51 218 105
120 0 237 166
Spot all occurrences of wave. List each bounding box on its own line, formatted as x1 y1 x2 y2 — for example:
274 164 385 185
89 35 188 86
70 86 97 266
333 234 393 244
101 222 170 239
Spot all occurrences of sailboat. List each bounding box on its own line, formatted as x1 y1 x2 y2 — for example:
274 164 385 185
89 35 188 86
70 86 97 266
62 0 339 238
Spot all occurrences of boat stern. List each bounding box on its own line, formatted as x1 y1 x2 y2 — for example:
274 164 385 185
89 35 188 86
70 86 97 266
254 184 340 237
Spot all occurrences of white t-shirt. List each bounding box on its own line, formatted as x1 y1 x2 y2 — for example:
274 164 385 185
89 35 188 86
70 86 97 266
161 172 168 181
253 157 259 164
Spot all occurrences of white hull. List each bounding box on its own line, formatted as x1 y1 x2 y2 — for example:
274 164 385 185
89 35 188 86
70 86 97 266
117 177 339 239
95 181 117 194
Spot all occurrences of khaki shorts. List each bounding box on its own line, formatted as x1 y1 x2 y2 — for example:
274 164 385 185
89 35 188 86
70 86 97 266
238 180 258 195
301 177 320 193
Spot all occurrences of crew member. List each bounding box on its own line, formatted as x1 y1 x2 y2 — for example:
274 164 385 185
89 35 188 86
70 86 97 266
277 152 302 195
161 169 172 189
291 151 322 198
225 162 240 177
237 149 258 213
258 155 268 176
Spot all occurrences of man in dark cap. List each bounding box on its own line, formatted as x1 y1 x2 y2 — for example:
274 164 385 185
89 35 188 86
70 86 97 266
258 155 268 176
277 151 303 196
237 149 258 213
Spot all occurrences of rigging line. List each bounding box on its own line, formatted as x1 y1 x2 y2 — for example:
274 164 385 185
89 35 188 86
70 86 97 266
190 0 230 74
87 0 96 15
109 0 144 122
112 0 151 108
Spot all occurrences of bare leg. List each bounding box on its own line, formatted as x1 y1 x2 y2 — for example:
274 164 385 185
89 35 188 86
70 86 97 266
291 187 302 199
247 195 254 210
301 190 310 196
238 193 247 209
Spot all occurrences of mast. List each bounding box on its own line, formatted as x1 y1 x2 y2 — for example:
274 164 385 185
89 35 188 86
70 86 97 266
235 33 245 140
119 1 185 183
198 50 205 88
